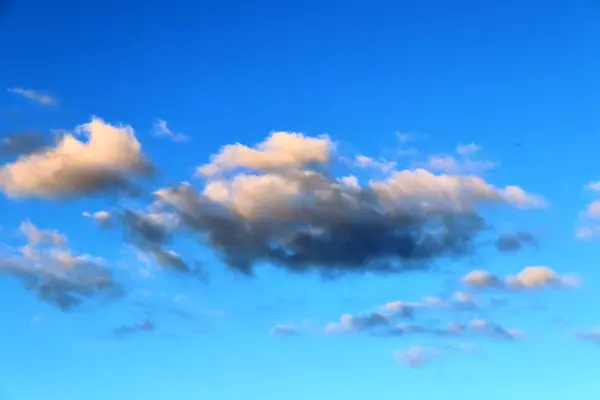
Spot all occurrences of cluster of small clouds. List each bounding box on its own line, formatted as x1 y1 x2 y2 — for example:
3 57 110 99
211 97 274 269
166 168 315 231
271 265 578 367
0 221 120 310
463 266 579 289
421 142 499 175
575 181 600 239
0 102 591 363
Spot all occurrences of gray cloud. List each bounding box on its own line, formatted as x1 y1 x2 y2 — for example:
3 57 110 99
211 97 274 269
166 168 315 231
495 231 537 252
112 319 155 339
270 324 299 337
0 221 121 310
394 346 437 368
576 328 600 345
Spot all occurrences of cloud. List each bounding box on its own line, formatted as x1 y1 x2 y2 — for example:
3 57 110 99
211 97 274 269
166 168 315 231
354 155 397 173
153 119 189 143
422 143 498 175
495 231 537 252
112 319 155 339
324 312 390 334
82 210 112 227
463 267 578 289
149 130 544 275
575 182 600 239
380 301 416 319
463 270 500 288
19 220 68 247
576 328 600 345
394 346 437 368
505 266 579 288
270 324 299 337
1 131 47 156
7 87 56 106
196 131 334 177
455 143 482 156
0 117 152 199
0 221 120 310
469 318 522 340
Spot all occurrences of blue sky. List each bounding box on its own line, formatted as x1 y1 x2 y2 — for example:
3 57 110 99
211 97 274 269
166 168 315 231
2 0 600 399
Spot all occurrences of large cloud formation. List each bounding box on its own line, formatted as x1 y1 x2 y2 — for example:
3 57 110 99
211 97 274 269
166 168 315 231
142 131 545 275
0 117 152 199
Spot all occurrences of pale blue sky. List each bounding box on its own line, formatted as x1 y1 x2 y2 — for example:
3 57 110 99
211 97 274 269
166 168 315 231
2 1 600 399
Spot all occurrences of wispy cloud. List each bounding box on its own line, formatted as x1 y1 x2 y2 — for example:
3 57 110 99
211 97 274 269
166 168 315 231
153 119 189 143
7 87 56 106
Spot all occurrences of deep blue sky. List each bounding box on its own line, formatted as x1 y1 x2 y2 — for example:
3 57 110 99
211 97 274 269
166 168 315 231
2 1 600 399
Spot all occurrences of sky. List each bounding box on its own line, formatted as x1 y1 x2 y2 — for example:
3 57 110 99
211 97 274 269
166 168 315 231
1 0 600 399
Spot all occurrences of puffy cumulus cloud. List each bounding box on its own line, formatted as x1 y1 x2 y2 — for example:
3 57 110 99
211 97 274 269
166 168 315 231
196 131 334 177
149 131 544 275
463 267 578 289
495 231 537 252
463 270 500 288
0 117 152 199
0 221 120 310
505 266 579 289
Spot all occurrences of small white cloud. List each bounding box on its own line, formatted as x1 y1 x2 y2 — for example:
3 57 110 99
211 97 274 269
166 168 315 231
8 87 56 106
505 266 579 288
463 270 499 287
153 119 189 143
456 143 482 156
355 155 397 173
82 210 111 227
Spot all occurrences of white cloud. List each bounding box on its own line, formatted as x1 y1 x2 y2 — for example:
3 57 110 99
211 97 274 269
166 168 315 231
82 210 111 227
455 143 482 156
463 266 578 289
153 119 189 143
196 131 334 177
7 87 56 106
354 155 397 173
505 266 579 288
463 270 499 287
0 117 152 199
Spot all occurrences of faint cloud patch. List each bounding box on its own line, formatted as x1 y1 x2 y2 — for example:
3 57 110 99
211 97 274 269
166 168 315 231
7 87 56 106
153 119 189 143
